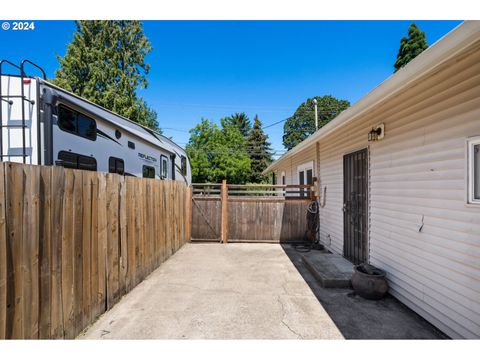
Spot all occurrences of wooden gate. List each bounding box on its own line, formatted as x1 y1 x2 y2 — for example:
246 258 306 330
191 181 316 243
343 148 368 264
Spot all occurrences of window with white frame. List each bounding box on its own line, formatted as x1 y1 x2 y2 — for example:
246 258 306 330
297 161 314 198
468 137 480 204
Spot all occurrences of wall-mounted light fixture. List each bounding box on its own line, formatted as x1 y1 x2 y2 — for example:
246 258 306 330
368 123 385 142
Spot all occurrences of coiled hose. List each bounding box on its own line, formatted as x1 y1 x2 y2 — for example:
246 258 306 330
294 200 322 253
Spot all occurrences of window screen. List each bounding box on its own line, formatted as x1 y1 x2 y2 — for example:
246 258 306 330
58 151 97 171
58 104 96 141
109 157 125 175
143 165 155 179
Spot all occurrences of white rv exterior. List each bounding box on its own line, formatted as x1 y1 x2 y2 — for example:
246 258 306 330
0 71 191 185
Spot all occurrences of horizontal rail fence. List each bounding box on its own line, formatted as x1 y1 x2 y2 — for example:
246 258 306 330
0 162 190 339
191 181 316 243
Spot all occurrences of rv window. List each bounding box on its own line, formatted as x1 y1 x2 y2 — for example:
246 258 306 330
128 141 135 149
58 151 97 171
77 113 96 140
468 137 480 203
143 165 155 179
78 155 97 171
181 156 187 176
58 106 77 132
109 157 125 175
57 104 96 141
161 155 168 179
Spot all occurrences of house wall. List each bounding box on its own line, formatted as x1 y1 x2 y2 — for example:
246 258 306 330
316 42 480 339
273 145 317 185
270 41 480 338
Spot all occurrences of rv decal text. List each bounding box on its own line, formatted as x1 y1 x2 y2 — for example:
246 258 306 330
138 153 157 162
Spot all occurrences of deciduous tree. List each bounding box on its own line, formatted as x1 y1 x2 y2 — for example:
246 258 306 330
282 95 349 150
186 118 251 183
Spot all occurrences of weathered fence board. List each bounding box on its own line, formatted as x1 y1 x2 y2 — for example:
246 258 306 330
0 162 189 339
38 166 52 339
50 166 65 339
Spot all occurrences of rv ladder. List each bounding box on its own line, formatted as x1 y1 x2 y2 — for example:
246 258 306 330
0 59 46 164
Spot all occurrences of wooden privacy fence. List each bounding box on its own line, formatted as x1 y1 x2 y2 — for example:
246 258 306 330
0 162 191 339
191 181 316 243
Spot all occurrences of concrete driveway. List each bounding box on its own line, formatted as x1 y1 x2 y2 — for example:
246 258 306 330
80 243 344 339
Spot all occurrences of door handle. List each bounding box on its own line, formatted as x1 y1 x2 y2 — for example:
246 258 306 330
343 203 347 212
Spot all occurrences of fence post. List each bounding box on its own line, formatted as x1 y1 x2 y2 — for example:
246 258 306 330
311 177 318 200
186 186 192 242
220 180 228 244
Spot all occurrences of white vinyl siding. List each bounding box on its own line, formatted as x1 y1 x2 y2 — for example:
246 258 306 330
272 145 316 185
322 46 480 339
271 41 480 339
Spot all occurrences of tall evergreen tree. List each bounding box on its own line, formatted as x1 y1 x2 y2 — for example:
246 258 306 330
394 23 428 72
222 112 251 138
283 95 350 150
247 115 273 183
53 20 159 130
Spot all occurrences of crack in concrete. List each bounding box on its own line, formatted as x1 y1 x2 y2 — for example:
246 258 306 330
277 296 303 339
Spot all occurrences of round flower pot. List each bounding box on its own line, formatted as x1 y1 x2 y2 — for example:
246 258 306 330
351 264 388 300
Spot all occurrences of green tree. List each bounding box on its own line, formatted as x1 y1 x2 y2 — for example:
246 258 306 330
247 115 273 183
53 20 159 130
222 112 251 138
394 23 428 72
282 95 350 150
186 118 251 184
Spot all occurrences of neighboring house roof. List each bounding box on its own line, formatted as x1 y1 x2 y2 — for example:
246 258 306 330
264 20 480 174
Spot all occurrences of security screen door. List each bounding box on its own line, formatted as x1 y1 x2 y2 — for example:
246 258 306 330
343 148 368 264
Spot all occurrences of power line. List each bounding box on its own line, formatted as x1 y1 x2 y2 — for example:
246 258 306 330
261 109 343 129
156 102 293 112
262 117 289 129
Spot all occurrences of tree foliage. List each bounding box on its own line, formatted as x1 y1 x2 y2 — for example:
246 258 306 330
222 112 251 138
282 95 350 150
186 118 251 184
53 20 159 130
394 23 428 73
247 115 273 183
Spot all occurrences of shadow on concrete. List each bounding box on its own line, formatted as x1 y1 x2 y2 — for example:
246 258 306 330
281 244 448 339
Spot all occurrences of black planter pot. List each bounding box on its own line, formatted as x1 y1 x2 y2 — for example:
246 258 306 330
351 264 389 300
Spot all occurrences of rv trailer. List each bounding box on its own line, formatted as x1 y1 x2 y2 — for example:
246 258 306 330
0 59 191 185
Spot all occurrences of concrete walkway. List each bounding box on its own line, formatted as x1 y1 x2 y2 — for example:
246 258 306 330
80 243 344 339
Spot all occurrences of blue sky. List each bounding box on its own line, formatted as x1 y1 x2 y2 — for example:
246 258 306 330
0 20 461 157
